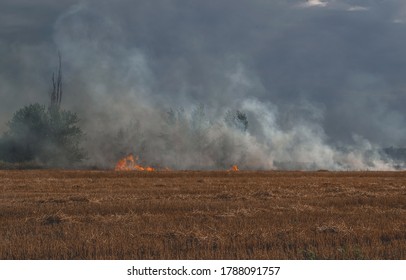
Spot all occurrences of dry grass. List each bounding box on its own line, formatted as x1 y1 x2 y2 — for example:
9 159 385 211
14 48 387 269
1 170 406 260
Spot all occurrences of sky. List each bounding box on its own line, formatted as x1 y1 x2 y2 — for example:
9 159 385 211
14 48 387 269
1 0 406 169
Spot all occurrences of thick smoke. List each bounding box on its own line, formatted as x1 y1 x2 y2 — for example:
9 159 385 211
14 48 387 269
1 0 406 170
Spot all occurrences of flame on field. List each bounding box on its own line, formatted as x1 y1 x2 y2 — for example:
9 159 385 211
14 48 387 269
115 154 239 171
230 165 239 171
115 154 155 171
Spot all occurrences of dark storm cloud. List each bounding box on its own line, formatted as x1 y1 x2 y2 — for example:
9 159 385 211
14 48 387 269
1 0 406 169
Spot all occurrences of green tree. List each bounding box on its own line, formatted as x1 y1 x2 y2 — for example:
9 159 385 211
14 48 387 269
0 104 85 166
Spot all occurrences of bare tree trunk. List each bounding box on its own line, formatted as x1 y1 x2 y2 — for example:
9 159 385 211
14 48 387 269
50 52 63 109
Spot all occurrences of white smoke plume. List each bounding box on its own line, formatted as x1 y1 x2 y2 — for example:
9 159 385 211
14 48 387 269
1 0 405 170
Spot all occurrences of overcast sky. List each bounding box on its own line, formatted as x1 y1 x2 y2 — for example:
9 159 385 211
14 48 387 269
1 0 406 149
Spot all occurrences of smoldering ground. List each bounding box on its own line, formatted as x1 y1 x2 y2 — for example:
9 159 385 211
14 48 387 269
1 0 406 170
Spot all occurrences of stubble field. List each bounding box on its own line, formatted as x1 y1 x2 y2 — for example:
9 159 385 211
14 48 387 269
1 170 406 259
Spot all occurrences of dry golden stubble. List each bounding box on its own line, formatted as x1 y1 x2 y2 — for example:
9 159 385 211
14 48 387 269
0 170 406 259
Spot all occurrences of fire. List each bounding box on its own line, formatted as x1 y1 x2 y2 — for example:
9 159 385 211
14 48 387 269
115 154 155 171
230 165 239 171
115 154 238 172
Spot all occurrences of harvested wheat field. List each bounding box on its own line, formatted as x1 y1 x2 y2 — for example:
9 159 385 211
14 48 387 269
1 170 406 260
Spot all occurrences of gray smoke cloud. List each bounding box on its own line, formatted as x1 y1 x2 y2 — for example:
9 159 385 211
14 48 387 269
1 0 406 170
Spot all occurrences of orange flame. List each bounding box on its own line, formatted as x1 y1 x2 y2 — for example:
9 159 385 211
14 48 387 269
230 165 239 171
115 154 155 171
